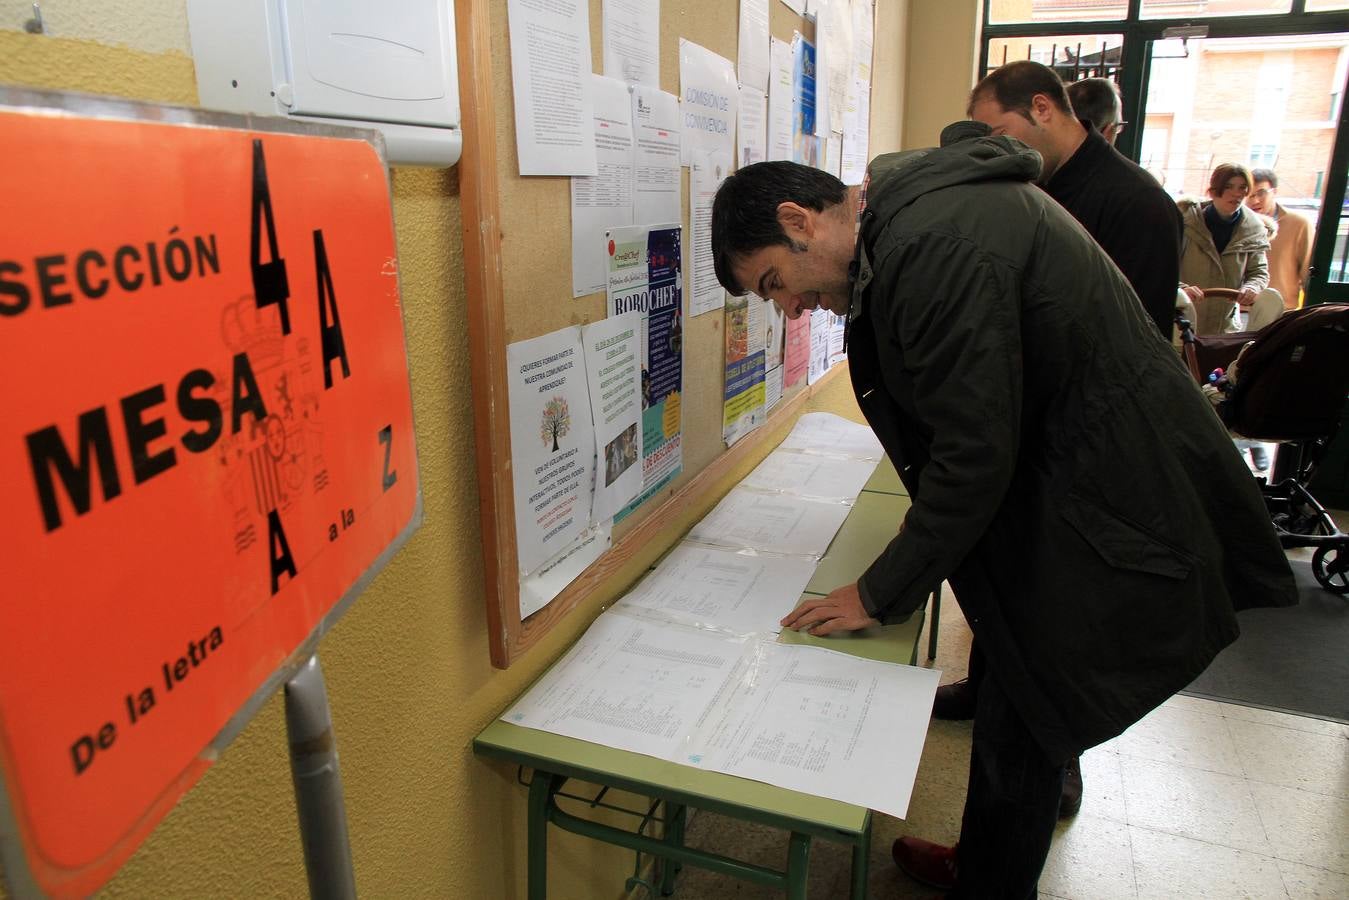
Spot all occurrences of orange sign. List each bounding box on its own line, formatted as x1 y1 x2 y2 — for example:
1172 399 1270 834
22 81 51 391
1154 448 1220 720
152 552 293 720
0 99 420 897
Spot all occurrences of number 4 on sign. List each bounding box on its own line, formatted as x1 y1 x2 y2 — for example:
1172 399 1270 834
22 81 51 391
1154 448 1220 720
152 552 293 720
249 136 357 595
248 138 351 391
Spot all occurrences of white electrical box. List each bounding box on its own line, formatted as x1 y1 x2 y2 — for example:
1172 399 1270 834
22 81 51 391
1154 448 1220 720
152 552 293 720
187 0 462 167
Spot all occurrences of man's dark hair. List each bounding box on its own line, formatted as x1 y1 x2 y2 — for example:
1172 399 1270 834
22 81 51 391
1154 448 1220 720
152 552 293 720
968 60 1073 120
1065 77 1120 133
711 161 847 295
1251 167 1278 188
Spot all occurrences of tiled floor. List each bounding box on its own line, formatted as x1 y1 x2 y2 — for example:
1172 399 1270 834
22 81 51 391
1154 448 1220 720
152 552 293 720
660 575 1349 900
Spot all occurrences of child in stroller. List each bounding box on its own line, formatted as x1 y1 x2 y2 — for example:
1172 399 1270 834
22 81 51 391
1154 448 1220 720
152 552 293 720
1177 301 1349 595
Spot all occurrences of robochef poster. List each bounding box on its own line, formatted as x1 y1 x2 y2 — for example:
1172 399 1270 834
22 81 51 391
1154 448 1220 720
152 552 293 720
0 92 421 898
605 224 684 521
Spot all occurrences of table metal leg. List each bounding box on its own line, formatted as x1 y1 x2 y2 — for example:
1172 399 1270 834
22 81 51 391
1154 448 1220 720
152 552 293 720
785 832 812 900
660 802 687 895
528 773 564 900
850 813 872 900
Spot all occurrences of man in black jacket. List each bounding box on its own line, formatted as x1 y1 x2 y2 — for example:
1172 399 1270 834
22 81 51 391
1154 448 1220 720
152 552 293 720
932 63 1187 821
969 61 1181 341
710 134 1294 898
1066 77 1126 146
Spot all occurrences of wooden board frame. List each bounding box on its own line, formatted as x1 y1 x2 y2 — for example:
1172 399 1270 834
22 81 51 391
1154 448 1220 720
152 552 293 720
457 0 843 668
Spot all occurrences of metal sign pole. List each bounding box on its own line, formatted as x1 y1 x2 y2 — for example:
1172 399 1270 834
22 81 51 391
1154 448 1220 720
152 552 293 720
285 656 357 900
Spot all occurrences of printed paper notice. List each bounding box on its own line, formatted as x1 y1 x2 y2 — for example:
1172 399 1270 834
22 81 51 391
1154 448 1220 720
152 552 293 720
680 40 738 165
503 612 745 760
519 522 611 619
737 86 768 168
824 132 842 177
583 312 644 521
764 297 786 410
743 447 877 501
617 543 817 634
827 310 847 367
607 225 684 519
632 86 683 225
507 0 598 176
572 75 635 297
767 38 794 161
723 292 766 446
738 0 771 93
693 641 939 819
603 0 660 87
780 412 883 459
504 617 940 818
507 327 596 573
687 488 851 558
807 307 831 384
853 0 875 83
690 150 730 318
816 0 853 135
840 79 869 186
784 311 810 387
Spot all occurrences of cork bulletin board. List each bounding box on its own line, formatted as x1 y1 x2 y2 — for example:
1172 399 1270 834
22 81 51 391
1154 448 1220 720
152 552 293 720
456 0 852 668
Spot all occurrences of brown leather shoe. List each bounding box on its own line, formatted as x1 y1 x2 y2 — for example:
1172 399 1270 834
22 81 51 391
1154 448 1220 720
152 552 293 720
932 678 977 721
1059 754 1083 818
891 836 958 891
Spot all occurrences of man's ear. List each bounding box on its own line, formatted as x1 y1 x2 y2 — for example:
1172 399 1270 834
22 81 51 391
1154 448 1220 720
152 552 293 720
1030 93 1055 123
776 202 813 240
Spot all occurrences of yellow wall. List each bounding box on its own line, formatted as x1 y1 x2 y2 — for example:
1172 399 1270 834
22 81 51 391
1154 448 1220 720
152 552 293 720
902 0 982 149
871 0 910 155
0 5 879 897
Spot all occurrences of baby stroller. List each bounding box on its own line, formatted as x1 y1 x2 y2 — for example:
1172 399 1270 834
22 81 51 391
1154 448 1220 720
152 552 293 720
1178 300 1349 595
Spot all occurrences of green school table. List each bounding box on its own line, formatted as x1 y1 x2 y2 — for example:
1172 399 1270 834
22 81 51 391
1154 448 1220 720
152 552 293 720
474 463 927 900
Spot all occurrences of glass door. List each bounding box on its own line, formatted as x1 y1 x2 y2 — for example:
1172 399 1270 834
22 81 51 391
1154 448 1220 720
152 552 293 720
1307 58 1349 304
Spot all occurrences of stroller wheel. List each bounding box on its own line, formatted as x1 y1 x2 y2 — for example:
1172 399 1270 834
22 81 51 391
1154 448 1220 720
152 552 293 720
1311 546 1349 595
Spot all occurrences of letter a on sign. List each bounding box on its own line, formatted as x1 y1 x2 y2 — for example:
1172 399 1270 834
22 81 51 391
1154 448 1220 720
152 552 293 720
0 90 422 898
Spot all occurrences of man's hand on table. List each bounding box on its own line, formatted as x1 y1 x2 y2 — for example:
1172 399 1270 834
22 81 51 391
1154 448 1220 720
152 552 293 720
780 582 880 636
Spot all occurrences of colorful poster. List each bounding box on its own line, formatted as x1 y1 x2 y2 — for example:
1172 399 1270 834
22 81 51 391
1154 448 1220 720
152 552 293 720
784 311 810 387
607 225 684 519
0 104 420 898
791 33 818 165
506 327 597 575
723 293 767 446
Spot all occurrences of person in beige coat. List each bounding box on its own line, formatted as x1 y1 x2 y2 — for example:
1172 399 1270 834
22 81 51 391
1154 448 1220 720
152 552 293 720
1177 162 1279 334
1177 163 1280 470
1247 167 1312 311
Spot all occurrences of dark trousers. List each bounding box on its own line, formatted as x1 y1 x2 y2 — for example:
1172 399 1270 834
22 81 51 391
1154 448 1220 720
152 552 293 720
951 674 1064 900
966 638 987 686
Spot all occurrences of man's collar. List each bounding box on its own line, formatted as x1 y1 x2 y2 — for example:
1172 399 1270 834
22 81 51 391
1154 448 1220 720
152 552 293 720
1045 121 1104 189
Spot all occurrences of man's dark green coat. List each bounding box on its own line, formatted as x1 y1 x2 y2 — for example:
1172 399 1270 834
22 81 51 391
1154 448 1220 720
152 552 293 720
848 127 1297 763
